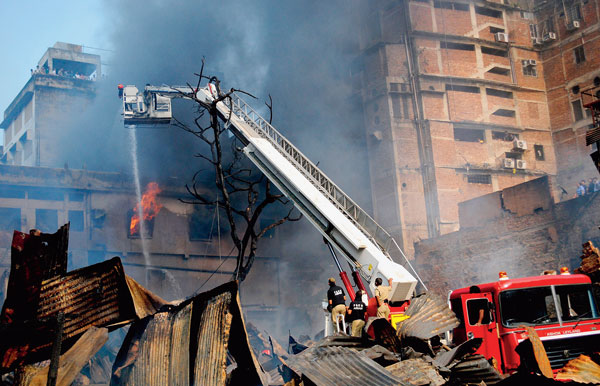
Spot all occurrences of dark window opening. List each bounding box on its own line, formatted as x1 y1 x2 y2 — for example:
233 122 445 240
467 298 492 325
52 59 97 77
490 26 505 34
440 42 475 51
467 174 492 184
534 144 545 161
454 127 485 142
451 298 465 328
539 17 555 34
523 63 538 77
492 131 518 141
492 109 516 117
434 1 469 11
0 208 21 231
487 67 511 76
189 205 228 241
36 209 58 233
28 187 65 201
572 99 584 121
486 88 513 99
390 83 409 92
481 46 508 57
127 209 155 239
476 6 503 18
391 95 411 119
574 46 586 64
68 191 84 202
446 84 480 93
0 186 26 199
505 151 523 160
69 210 84 232
567 4 582 21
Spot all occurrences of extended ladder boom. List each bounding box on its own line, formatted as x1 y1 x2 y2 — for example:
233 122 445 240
121 83 423 301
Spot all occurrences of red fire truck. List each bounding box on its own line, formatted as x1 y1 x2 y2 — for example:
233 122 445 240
449 270 600 374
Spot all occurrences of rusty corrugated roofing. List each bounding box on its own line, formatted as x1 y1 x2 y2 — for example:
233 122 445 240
284 345 410 386
0 226 167 372
556 355 600 384
111 281 268 386
385 358 446 386
396 293 459 340
450 354 504 385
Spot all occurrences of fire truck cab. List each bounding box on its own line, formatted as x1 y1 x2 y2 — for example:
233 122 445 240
450 272 600 374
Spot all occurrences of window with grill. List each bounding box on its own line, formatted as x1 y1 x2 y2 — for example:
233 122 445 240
391 95 411 119
567 4 582 21
522 61 537 77
574 46 586 64
467 174 492 184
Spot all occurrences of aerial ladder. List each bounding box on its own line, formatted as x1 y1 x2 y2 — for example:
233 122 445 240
118 81 426 331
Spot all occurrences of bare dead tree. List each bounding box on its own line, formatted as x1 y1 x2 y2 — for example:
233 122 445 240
174 61 301 282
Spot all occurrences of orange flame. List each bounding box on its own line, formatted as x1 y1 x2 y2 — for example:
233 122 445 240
130 182 163 235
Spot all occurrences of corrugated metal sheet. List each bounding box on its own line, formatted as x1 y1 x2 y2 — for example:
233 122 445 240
556 355 600 384
0 224 166 372
15 326 108 386
396 294 459 340
449 354 504 385
284 346 410 386
113 303 192 385
111 281 268 386
385 358 446 386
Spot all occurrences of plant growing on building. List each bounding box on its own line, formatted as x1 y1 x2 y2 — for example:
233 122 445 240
173 62 301 282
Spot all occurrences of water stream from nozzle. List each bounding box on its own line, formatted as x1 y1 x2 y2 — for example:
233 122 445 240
128 128 151 268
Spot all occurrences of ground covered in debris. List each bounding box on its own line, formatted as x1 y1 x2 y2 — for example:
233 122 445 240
1 226 600 385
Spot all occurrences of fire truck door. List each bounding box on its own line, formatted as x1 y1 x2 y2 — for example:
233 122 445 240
460 293 502 366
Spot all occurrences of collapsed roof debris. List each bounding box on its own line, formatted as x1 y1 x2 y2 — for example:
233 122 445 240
396 294 459 341
14 326 108 386
0 226 165 373
111 281 268 386
556 355 600 384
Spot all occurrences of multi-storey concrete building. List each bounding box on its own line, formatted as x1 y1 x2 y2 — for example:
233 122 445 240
354 0 600 256
0 42 100 166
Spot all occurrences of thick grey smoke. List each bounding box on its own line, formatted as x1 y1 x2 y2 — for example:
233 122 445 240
61 0 370 338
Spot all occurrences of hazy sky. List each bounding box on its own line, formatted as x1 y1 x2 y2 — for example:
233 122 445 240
0 1 108 115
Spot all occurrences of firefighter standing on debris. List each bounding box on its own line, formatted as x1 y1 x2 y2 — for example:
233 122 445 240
347 290 366 337
375 277 393 319
327 278 347 327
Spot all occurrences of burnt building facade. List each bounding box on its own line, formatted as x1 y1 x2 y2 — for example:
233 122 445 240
354 0 600 256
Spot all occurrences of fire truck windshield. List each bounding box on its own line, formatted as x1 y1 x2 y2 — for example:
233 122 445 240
500 284 599 327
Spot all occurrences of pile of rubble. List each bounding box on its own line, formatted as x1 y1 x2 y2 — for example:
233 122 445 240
2 226 600 385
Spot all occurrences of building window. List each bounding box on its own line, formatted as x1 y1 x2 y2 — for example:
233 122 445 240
572 99 585 121
522 61 537 77
534 145 545 161
475 6 502 19
454 127 485 143
521 11 535 20
486 88 513 99
440 42 475 51
492 131 518 141
0 186 26 199
28 187 65 201
391 95 411 119
492 109 516 117
36 209 58 233
574 46 586 64
567 4 582 21
434 1 469 11
467 174 492 184
127 209 155 239
69 210 84 232
505 151 523 160
529 24 538 39
539 17 555 35
0 208 21 231
446 84 480 93
481 46 508 57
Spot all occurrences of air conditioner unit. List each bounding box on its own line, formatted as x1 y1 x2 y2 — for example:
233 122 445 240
516 160 527 169
567 20 581 30
525 59 537 66
513 139 528 150
543 32 557 41
503 158 516 168
495 32 509 43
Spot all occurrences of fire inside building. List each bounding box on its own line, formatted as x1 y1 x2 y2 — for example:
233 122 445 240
0 0 600 381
